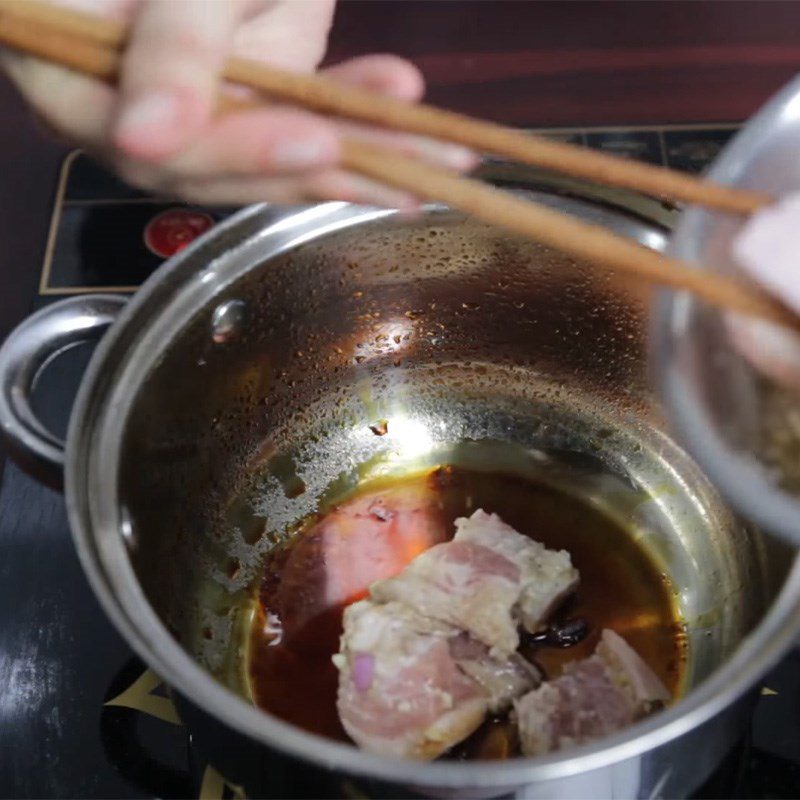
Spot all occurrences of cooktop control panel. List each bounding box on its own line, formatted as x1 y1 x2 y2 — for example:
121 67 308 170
39 124 736 296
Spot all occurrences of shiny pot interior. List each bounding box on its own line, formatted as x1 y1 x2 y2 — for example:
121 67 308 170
67 173 800 791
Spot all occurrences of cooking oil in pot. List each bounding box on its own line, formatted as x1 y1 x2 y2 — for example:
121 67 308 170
238 449 686 758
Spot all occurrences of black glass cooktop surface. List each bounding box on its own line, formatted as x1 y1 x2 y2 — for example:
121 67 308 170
1 125 798 799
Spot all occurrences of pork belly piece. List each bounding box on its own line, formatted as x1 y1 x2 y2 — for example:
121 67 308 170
514 629 670 756
334 599 488 759
370 509 578 655
454 510 579 633
370 536 521 655
277 482 446 650
597 629 671 710
449 633 541 713
334 600 539 759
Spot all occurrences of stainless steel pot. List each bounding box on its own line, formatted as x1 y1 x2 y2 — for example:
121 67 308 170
1 164 799 799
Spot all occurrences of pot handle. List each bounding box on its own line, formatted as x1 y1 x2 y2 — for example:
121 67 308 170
0 294 128 488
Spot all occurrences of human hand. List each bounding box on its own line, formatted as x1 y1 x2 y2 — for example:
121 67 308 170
1 0 475 207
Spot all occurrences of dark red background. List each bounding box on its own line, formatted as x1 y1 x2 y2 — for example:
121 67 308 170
328 1 800 126
2 0 800 342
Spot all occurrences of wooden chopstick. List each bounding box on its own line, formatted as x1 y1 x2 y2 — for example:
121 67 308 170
343 140 797 328
0 0 796 331
0 0 771 216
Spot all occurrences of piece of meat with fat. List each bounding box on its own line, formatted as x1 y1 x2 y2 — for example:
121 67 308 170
597 628 671 708
448 633 540 713
276 483 446 650
514 629 670 756
455 510 580 634
334 600 539 759
370 509 579 655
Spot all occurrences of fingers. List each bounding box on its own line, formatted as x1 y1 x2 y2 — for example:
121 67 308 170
4 0 466 209
117 158 419 209
164 107 340 178
113 0 247 161
307 169 420 209
0 0 130 145
323 55 478 173
233 0 336 70
335 119 478 172
0 53 115 147
139 102 472 184
174 169 418 209
116 43 472 193
324 54 425 103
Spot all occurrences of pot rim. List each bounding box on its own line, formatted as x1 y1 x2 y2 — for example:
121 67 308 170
65 194 800 788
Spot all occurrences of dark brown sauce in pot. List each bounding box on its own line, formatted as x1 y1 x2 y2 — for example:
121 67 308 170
247 466 685 757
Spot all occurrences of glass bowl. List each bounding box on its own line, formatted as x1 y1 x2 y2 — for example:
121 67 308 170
653 73 800 547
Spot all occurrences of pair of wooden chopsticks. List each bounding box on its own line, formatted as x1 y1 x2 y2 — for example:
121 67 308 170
0 0 794 330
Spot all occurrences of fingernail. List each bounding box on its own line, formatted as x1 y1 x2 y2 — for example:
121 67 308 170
366 191 420 211
443 144 479 171
271 137 337 170
395 195 423 213
422 141 477 171
395 202 424 219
